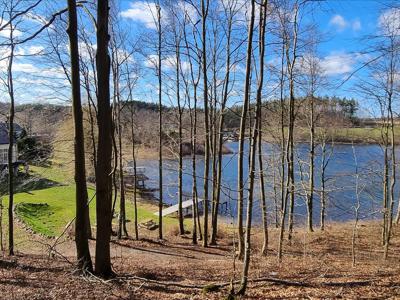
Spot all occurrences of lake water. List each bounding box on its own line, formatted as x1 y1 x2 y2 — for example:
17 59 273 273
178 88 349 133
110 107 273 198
137 142 397 226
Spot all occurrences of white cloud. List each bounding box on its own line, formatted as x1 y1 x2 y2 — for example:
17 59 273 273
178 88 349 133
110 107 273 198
0 27 23 38
12 63 40 73
27 45 44 55
320 53 355 75
329 15 347 31
379 8 400 36
0 18 25 38
329 14 361 32
144 54 189 72
144 54 158 68
175 0 197 22
120 1 158 30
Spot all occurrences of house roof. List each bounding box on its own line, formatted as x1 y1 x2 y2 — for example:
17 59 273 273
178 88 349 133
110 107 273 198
0 123 23 145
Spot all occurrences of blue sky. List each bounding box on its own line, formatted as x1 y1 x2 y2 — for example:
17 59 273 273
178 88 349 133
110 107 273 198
0 0 398 116
116 0 395 114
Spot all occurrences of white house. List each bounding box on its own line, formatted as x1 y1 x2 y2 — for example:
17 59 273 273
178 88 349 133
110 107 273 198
0 123 22 165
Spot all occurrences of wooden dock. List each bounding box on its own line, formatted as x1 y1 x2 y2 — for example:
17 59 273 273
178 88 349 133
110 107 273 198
154 198 204 217
123 166 148 189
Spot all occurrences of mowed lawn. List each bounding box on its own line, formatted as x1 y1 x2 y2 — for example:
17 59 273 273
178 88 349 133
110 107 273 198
3 164 176 238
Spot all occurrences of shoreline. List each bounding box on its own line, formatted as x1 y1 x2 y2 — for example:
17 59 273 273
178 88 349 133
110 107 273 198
136 139 385 160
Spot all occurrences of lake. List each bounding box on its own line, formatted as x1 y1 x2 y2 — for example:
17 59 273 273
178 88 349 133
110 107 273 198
137 141 397 226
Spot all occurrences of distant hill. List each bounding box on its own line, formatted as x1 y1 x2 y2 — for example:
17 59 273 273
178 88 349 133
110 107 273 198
0 102 70 137
0 100 166 137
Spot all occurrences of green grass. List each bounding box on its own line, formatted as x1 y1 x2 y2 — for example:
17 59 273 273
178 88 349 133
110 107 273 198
14 203 55 236
281 126 400 144
5 164 180 238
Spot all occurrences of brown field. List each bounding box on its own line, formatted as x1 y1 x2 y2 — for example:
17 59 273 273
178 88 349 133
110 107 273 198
1 219 400 299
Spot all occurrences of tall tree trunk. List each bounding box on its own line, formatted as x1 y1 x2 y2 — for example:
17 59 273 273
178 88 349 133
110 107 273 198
95 0 113 278
382 129 389 245
176 37 184 235
201 0 210 247
257 0 268 255
67 0 93 272
127 73 138 240
87 95 97 172
183 22 202 243
192 86 201 242
210 8 233 245
286 4 299 242
237 0 256 260
238 2 264 293
384 55 395 259
7 22 15 257
117 97 128 239
320 141 327 231
258 120 268 256
210 22 218 244
351 144 360 266
131 112 139 240
307 95 315 232
279 42 286 226
156 3 163 240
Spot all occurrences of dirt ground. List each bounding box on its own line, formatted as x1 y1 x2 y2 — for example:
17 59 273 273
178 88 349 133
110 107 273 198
1 220 400 299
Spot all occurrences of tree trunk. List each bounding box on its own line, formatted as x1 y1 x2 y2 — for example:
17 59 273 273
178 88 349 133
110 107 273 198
238 3 263 294
156 3 163 240
258 120 268 256
384 63 395 259
320 141 327 231
279 43 286 228
201 0 210 247
95 0 113 278
126 70 138 240
286 4 299 242
117 96 128 239
210 13 233 245
131 111 139 240
67 0 93 272
237 0 256 260
6 20 15 257
176 37 184 236
307 95 315 232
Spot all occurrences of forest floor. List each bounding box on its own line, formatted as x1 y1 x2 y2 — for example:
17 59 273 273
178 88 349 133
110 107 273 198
1 164 400 298
1 219 400 299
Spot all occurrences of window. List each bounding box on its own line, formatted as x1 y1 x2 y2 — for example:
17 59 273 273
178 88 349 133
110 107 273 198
0 149 7 163
0 146 17 163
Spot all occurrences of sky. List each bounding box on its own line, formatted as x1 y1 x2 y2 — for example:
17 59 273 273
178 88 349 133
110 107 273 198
0 0 398 117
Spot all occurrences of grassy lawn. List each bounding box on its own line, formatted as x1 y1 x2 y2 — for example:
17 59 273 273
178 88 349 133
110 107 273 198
1 164 180 238
275 126 400 143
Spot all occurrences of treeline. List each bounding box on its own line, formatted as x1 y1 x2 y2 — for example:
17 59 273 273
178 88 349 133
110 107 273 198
225 96 359 129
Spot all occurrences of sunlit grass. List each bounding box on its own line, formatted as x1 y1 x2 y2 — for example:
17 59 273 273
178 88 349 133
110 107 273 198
2 164 180 238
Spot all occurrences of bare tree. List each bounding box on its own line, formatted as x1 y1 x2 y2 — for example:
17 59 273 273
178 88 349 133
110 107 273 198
210 0 239 245
67 0 93 272
95 0 113 278
237 0 256 260
277 1 301 260
351 143 362 267
6 15 16 257
181 11 202 243
201 0 210 247
156 1 164 240
237 0 265 295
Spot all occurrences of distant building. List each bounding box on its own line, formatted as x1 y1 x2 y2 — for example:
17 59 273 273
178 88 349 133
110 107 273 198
0 123 23 165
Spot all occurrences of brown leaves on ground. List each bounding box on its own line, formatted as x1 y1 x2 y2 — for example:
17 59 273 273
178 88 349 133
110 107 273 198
1 221 400 299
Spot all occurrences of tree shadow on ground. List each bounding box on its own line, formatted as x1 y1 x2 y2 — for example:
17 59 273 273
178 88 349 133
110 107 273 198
112 240 198 259
0 172 62 194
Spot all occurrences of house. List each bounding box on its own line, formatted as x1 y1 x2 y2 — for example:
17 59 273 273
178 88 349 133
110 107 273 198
0 122 23 166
